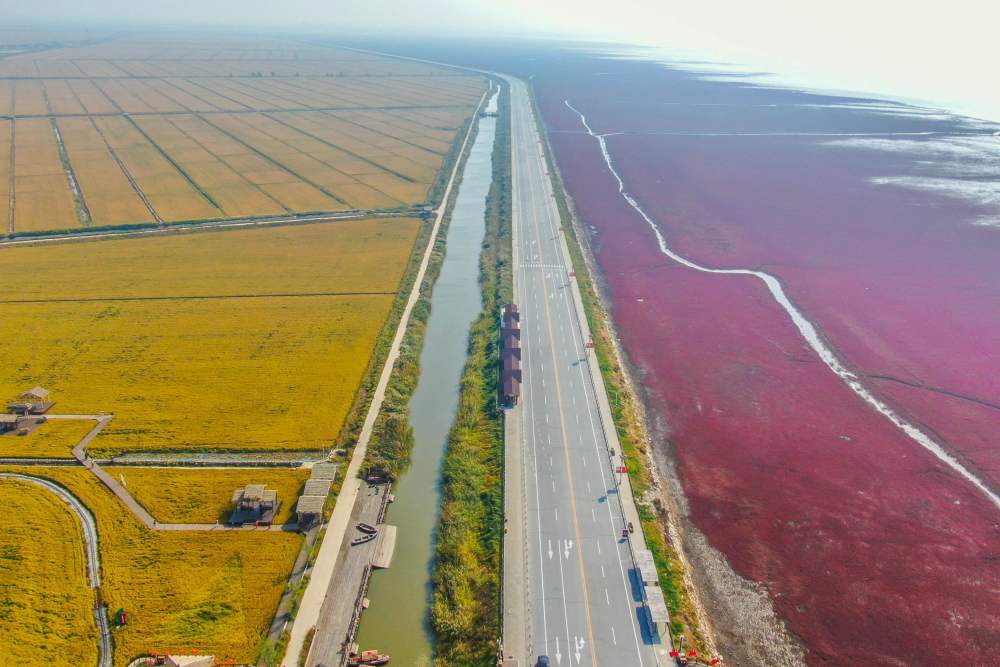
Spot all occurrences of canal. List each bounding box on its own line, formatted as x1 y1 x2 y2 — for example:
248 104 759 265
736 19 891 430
354 89 498 666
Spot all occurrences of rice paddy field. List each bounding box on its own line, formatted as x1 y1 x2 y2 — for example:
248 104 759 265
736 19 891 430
0 29 477 667
106 466 311 524
0 418 96 459
0 466 302 666
0 33 485 233
0 218 421 455
0 477 99 667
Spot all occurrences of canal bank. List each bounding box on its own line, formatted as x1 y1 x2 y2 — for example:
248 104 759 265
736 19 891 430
354 91 499 666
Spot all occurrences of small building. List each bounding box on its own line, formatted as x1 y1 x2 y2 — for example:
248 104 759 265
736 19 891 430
302 478 332 498
229 484 279 526
8 386 54 415
633 548 659 586
0 414 18 433
295 495 326 529
309 462 339 481
643 584 670 638
165 656 214 667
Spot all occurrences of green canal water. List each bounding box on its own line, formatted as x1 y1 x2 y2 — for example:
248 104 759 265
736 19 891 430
354 93 498 666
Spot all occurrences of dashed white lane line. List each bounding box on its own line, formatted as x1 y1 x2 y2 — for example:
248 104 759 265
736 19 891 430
605 589 611 606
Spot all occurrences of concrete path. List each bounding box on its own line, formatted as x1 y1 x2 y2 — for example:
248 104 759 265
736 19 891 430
0 473 112 667
282 86 491 667
303 482 389 666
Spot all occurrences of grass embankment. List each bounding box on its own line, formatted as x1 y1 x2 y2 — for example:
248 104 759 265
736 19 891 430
431 80 511 666
0 466 302 666
0 478 98 667
529 93 709 651
106 467 310 524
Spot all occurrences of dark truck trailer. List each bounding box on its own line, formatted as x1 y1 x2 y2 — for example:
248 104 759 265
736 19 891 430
501 303 522 405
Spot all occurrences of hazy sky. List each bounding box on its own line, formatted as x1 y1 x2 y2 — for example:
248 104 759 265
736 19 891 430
8 0 1000 121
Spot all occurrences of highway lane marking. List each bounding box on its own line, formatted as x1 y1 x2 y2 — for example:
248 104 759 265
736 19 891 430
556 540 574 666
605 588 611 606
532 134 643 665
518 190 552 658
545 132 649 666
525 120 599 667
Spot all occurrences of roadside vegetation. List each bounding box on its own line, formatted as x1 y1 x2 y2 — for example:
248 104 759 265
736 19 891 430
431 81 511 666
0 478 98 667
529 94 710 652
0 466 301 667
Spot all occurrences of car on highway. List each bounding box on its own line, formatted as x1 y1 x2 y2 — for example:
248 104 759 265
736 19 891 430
535 656 550 667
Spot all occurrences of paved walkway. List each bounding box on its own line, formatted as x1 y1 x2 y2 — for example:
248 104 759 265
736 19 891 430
282 86 491 667
9 414 295 532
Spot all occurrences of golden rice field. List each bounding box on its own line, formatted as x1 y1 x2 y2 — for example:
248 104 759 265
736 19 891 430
0 418 96 459
0 478 98 667
106 467 311 524
0 466 302 666
0 33 485 233
0 218 420 455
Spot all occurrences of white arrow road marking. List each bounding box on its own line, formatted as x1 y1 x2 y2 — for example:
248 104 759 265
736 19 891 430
548 539 554 560
564 539 573 560
575 635 585 664
556 636 562 665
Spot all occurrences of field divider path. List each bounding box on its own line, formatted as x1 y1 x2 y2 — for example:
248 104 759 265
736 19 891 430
0 207 422 246
86 115 163 224
0 472 112 667
280 84 490 667
1 414 301 532
6 118 14 234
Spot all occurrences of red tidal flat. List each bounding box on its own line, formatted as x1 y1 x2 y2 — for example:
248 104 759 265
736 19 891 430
544 111 1000 664
353 39 1000 665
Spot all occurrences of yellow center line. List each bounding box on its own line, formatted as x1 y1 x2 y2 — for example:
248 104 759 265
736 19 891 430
522 112 599 667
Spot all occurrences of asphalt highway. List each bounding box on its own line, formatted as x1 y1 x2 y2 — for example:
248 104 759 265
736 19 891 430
506 77 660 667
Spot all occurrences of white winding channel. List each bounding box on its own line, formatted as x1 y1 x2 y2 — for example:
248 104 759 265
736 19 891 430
565 99 1000 511
0 473 113 667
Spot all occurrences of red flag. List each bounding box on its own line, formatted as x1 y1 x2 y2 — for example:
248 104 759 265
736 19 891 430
669 650 680 657
688 650 698 657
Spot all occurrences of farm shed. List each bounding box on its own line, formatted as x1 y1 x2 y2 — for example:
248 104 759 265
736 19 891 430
302 478 332 498
8 386 55 415
229 483 279 525
309 462 339 481
295 494 326 529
